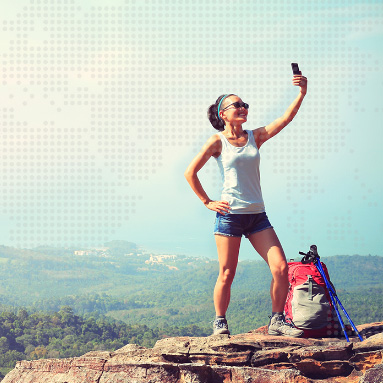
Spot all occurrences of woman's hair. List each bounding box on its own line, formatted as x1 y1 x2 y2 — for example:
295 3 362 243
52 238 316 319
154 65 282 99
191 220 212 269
207 94 233 131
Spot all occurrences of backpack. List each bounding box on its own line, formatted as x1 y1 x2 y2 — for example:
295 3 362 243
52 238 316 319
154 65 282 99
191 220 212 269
284 261 340 338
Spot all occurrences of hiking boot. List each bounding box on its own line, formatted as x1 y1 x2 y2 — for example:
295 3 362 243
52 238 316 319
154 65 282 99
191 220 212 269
213 318 230 335
268 314 304 337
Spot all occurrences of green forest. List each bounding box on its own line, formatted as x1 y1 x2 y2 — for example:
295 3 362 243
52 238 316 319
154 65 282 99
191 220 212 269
0 243 382 379
0 305 209 379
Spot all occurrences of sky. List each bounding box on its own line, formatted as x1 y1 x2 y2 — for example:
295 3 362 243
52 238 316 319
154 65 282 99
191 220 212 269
0 0 382 260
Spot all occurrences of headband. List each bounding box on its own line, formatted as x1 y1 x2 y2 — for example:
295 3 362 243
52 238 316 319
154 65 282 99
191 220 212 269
217 94 229 120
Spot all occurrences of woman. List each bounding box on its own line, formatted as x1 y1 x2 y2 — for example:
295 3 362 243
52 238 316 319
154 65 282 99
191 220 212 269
184 72 308 336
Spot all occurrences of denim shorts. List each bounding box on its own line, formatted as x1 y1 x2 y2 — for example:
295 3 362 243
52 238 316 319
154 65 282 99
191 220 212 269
214 211 273 238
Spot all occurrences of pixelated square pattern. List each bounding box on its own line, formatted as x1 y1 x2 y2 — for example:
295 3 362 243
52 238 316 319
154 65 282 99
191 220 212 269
0 0 381 250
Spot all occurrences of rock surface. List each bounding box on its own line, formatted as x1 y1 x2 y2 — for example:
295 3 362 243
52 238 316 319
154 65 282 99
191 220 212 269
3 322 383 383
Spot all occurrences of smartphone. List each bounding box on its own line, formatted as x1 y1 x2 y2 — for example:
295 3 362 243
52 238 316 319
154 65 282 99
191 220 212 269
291 63 300 75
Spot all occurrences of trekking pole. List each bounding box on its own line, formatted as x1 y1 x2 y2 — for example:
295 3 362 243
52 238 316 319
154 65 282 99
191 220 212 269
314 258 363 342
299 245 363 342
313 259 350 342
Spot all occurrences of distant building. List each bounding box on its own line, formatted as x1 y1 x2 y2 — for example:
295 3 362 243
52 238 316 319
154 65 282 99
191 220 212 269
145 254 177 265
73 247 110 257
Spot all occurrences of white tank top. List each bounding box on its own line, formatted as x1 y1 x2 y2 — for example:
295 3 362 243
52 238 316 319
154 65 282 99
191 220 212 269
215 130 265 214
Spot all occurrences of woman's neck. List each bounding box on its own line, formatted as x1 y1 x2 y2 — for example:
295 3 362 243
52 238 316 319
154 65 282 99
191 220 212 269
223 123 245 138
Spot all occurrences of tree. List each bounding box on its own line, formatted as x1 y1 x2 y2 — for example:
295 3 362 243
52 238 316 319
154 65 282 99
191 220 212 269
0 336 10 353
59 306 76 326
17 309 29 322
30 346 48 359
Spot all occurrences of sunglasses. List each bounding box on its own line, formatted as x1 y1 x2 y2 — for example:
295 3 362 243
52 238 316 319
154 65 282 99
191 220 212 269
221 101 249 111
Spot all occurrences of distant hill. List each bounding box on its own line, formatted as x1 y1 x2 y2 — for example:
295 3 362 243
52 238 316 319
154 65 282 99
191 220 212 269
0 244 382 334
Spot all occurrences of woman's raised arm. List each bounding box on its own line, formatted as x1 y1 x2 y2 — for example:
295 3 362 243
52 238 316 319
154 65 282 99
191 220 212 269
254 74 308 148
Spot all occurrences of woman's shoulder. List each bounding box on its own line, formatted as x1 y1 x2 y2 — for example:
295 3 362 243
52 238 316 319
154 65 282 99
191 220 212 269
251 127 266 135
211 132 222 140
205 133 222 145
250 127 266 149
204 133 222 157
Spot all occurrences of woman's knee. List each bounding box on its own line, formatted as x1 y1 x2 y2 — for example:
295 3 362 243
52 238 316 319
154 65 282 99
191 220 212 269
271 260 288 280
218 268 236 285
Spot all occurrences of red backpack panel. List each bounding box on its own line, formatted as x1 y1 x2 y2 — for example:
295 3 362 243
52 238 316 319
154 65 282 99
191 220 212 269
284 261 340 338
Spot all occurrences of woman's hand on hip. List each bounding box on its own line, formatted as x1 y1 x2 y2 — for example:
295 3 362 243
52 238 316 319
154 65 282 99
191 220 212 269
205 200 231 215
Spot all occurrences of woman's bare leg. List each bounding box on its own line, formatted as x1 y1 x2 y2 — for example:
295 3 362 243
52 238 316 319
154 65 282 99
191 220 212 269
247 228 288 312
248 227 303 337
214 235 241 316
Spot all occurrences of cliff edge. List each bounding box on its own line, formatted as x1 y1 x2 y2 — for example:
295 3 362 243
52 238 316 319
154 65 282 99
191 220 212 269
3 322 383 383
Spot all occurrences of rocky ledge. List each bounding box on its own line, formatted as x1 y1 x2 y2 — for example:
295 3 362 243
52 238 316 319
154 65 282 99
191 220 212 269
3 322 383 383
